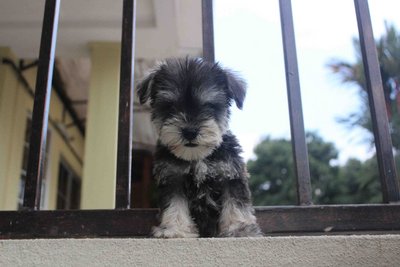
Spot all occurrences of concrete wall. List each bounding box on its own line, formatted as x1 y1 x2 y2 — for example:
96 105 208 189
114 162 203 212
1 235 400 266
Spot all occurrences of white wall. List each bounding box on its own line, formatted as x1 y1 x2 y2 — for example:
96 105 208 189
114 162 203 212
1 235 400 266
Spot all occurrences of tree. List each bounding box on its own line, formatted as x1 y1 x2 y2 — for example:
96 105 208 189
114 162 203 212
248 133 383 206
248 137 297 205
333 158 382 204
249 25 400 206
248 132 339 205
328 23 400 150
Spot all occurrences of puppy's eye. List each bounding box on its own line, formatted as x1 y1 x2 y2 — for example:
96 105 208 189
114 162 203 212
205 103 221 111
154 100 178 118
156 100 174 108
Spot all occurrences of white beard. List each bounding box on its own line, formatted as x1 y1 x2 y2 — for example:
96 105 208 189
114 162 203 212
158 118 223 161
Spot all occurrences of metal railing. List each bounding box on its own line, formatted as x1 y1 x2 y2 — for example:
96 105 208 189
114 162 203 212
1 0 400 239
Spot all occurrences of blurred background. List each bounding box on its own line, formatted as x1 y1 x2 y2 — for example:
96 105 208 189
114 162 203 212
215 0 400 205
0 0 399 210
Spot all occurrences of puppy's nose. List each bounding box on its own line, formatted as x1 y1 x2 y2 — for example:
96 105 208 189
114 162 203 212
182 128 198 141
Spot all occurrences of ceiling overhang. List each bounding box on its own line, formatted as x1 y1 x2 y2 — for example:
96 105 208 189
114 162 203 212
0 0 202 59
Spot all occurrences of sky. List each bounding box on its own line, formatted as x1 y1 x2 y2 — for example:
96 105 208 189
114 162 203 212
214 0 400 164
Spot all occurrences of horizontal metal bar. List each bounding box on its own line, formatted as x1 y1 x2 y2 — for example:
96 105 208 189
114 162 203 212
257 204 400 234
0 209 157 239
1 204 400 239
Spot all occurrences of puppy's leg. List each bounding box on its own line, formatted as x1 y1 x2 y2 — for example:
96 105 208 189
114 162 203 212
219 179 262 237
153 194 198 238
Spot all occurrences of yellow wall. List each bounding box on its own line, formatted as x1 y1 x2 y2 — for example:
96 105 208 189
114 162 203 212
0 47 22 210
81 42 121 209
0 47 84 210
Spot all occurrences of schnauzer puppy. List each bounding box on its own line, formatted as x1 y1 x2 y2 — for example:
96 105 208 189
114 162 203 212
137 58 262 238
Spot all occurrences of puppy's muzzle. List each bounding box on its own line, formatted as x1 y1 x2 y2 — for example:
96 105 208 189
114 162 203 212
182 127 198 141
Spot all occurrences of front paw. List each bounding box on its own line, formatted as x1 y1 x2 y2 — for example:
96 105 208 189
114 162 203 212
152 225 199 238
219 223 263 237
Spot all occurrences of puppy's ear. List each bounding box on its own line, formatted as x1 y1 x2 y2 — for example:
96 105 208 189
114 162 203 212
225 70 247 110
137 72 155 104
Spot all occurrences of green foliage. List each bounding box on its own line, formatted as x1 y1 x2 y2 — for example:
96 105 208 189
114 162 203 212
248 133 383 206
328 23 400 150
248 137 296 205
249 23 400 206
333 158 382 204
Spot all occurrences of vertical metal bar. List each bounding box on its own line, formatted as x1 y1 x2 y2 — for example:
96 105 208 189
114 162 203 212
23 0 60 210
354 0 400 202
202 0 215 62
279 0 313 205
115 0 136 209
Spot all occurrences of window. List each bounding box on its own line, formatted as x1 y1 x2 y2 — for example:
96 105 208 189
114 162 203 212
18 117 51 209
56 160 81 210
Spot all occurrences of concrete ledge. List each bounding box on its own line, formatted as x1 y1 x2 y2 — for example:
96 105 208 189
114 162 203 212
1 235 400 266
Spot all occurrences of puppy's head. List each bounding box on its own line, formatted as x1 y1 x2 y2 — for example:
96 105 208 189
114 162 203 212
137 58 246 161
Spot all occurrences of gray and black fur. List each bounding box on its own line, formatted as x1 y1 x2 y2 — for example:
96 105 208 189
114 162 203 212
137 58 262 238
